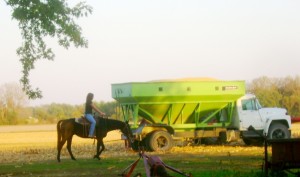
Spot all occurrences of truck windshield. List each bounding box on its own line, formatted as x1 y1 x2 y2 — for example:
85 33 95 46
242 99 260 110
242 98 263 110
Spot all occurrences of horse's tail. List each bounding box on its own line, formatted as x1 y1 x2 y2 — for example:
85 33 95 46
57 120 63 147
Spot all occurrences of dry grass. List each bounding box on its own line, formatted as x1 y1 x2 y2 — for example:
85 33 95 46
291 122 300 138
0 124 126 163
0 126 260 166
0 124 55 133
0 123 299 164
2 124 300 176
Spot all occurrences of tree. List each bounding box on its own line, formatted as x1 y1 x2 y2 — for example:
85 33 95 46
248 76 282 107
94 101 118 118
248 76 300 117
0 83 29 124
5 0 92 99
278 76 300 117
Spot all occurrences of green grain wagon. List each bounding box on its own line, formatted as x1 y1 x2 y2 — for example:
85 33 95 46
112 79 291 151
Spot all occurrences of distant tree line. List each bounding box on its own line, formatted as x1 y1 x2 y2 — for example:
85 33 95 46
0 76 299 125
247 76 300 117
0 83 120 125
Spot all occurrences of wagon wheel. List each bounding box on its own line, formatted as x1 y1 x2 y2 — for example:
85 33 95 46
148 131 173 151
268 123 290 139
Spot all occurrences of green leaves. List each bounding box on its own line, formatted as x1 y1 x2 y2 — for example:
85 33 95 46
6 0 92 99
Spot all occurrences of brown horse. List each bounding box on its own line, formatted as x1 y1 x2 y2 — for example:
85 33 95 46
56 116 133 162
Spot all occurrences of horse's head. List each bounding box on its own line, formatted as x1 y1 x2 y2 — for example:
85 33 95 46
122 121 134 144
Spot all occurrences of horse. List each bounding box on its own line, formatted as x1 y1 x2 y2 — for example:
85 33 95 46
56 116 133 162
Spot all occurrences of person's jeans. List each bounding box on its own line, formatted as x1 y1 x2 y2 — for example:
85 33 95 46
85 114 96 136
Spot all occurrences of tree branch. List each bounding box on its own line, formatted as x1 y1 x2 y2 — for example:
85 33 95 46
6 0 92 99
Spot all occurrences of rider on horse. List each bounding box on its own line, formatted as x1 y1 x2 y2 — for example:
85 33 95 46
85 93 105 138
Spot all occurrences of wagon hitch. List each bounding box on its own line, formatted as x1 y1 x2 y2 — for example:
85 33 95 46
119 150 193 177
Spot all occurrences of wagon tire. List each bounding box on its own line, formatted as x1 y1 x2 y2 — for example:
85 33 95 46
268 123 290 139
148 131 173 151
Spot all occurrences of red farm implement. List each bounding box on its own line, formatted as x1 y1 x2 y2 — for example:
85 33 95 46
292 117 300 123
263 138 300 177
249 126 300 176
119 151 193 177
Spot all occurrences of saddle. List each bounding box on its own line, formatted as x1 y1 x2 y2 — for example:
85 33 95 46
75 116 94 138
75 116 90 125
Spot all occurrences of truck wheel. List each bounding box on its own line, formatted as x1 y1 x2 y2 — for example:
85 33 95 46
148 131 173 151
268 123 290 139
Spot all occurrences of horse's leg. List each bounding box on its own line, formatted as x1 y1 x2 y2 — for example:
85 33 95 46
57 120 66 162
57 138 67 162
67 135 76 161
94 139 105 160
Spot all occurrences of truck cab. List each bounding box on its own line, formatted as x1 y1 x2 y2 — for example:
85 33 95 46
237 94 291 144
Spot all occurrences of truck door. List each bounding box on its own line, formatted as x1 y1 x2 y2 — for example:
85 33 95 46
239 98 264 129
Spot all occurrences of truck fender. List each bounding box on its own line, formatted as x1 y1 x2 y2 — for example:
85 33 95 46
263 119 290 136
263 118 272 136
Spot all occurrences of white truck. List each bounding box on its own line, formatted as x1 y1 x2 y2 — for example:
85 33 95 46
229 93 291 145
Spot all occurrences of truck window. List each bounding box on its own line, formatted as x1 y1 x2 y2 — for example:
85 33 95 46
241 99 257 111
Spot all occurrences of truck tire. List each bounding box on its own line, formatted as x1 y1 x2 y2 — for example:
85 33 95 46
268 123 290 139
148 131 173 151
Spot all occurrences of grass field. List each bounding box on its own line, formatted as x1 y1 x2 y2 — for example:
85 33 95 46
0 123 299 176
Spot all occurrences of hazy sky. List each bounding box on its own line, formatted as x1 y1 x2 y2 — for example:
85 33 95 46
1 0 300 106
